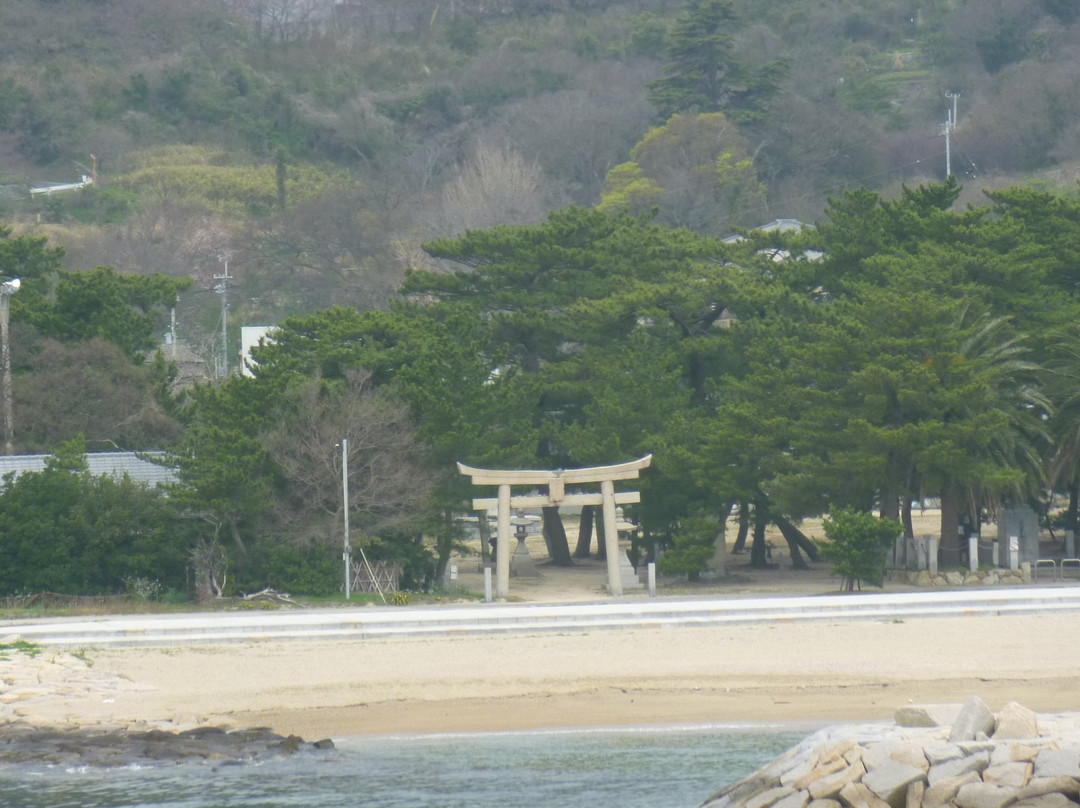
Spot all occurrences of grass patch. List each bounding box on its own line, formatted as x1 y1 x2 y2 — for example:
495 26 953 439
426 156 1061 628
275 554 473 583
0 640 41 660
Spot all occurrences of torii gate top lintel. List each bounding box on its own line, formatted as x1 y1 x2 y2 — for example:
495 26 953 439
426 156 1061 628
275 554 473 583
456 454 652 487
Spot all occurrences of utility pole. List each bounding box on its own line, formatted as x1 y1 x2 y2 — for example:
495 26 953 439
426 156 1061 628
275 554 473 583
946 92 960 130
0 278 20 455
940 118 951 179
169 306 177 360
214 260 232 378
342 438 351 600
941 92 960 180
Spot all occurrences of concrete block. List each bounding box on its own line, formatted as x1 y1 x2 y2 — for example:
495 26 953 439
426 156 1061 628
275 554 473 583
927 750 991 786
981 761 1032 788
862 760 927 808
772 790 811 808
1035 749 1080 779
905 780 924 808
795 757 849 790
1012 794 1080 808
808 762 867 801
923 771 982 808
954 782 1017 808
839 782 890 808
747 786 797 808
1016 777 1080 801
896 704 963 729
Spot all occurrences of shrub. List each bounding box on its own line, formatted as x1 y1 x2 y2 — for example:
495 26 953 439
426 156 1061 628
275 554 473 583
657 515 721 581
821 508 901 591
240 542 341 597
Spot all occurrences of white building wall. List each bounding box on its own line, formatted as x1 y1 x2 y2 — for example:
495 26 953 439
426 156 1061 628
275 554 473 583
240 325 276 378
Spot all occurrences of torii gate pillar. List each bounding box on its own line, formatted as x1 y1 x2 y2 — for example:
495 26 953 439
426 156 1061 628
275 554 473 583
458 455 652 599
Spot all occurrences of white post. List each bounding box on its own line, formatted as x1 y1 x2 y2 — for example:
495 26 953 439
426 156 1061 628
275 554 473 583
601 479 622 596
496 484 511 599
928 537 938 573
0 295 10 455
483 566 492 603
648 561 656 597
992 540 999 567
342 438 350 600
1009 536 1019 571
968 535 978 573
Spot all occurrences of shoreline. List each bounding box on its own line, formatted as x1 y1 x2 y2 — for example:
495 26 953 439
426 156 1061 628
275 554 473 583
6 611 1080 741
233 677 1080 739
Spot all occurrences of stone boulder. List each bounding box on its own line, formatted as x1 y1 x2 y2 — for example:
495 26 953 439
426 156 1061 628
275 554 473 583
950 697 997 742
700 702 1080 808
995 702 1040 740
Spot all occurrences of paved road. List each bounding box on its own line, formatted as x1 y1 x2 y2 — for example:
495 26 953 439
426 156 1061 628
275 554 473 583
4 585 1080 647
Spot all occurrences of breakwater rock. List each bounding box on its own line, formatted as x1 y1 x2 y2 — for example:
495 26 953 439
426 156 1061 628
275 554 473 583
703 698 1080 808
0 722 335 768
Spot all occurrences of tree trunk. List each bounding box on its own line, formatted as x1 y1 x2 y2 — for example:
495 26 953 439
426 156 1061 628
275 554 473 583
227 516 248 561
595 507 607 561
478 511 491 564
705 503 732 573
939 484 961 564
434 509 454 581
1067 473 1080 537
542 506 574 566
773 514 820 565
750 497 770 569
901 498 914 539
879 485 899 522
574 505 594 558
732 502 750 553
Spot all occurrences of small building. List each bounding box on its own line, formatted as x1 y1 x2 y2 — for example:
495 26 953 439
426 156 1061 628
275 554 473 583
0 452 178 489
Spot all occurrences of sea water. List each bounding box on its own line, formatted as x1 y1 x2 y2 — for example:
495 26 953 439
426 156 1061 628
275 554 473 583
0 724 812 808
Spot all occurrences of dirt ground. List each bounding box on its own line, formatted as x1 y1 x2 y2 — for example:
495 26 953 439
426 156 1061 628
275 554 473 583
445 508 1017 603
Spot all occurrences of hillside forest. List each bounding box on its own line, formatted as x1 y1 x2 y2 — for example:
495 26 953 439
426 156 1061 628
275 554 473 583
2 0 1080 598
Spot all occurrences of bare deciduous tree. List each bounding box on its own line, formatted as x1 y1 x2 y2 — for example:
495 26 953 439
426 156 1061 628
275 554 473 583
231 0 319 43
261 369 436 547
437 141 549 235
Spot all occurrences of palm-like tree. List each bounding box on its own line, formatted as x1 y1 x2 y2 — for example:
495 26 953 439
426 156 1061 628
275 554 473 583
932 313 1051 558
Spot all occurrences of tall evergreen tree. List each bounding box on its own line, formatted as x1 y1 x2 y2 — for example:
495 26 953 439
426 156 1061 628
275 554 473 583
646 0 786 124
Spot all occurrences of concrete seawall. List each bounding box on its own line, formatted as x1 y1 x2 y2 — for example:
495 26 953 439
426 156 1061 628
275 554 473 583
4 586 1080 647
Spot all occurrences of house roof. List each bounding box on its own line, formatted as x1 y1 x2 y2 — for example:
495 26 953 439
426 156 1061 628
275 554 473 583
0 452 179 488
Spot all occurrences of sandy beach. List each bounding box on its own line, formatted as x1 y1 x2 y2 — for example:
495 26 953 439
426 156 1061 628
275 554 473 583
6 510 1080 741
6 602 1080 739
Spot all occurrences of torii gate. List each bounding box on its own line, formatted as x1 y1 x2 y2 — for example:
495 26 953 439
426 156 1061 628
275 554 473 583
457 455 652 598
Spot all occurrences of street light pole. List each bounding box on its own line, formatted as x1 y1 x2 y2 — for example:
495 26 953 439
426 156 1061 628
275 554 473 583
342 437 351 600
0 278 21 456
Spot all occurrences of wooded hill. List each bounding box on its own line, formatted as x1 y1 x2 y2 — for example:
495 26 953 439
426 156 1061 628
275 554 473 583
5 1 1080 597
2 0 1079 351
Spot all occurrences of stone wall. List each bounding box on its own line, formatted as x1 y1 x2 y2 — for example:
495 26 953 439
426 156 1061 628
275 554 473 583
702 698 1080 808
892 568 1033 587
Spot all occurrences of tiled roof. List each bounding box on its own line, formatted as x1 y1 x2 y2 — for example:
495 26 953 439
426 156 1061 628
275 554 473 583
0 452 179 488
